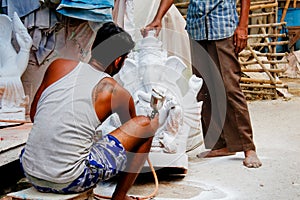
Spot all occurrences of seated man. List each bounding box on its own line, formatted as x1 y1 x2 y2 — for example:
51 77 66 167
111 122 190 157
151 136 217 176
20 22 159 200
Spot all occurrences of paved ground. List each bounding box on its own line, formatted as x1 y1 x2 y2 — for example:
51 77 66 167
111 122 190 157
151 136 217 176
94 96 300 200
184 97 300 200
2 96 300 200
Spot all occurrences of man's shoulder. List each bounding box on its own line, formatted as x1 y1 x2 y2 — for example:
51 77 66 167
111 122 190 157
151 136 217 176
46 58 79 75
96 76 118 91
42 59 80 84
49 58 79 69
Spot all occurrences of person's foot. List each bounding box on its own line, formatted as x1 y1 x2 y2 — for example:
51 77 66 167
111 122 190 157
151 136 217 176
197 147 236 158
243 150 262 168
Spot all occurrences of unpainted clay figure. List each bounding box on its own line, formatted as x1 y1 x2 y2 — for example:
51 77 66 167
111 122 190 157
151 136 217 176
0 12 32 124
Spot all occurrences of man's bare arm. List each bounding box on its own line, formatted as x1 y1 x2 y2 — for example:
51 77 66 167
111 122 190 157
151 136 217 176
143 0 173 37
93 78 136 124
234 0 250 54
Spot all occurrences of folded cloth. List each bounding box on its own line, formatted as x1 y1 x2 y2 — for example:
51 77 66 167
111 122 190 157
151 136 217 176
2 0 40 18
56 0 114 22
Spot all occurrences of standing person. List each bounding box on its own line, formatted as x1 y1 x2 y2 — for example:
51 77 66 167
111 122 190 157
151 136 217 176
145 0 262 168
113 0 192 70
20 22 159 200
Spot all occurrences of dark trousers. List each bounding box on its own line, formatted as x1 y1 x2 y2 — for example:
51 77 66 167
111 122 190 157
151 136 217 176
190 36 256 152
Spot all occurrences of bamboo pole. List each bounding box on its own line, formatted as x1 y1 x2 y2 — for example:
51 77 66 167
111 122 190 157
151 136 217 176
241 68 285 73
248 33 286 38
248 22 286 28
280 0 291 22
250 0 277 6
249 40 289 47
257 19 273 53
244 52 287 57
241 77 282 84
174 2 189 8
240 83 288 89
249 12 275 18
247 44 276 83
242 90 277 95
237 2 278 11
240 60 289 65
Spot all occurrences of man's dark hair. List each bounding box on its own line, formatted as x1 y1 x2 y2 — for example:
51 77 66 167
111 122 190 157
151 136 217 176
91 22 135 67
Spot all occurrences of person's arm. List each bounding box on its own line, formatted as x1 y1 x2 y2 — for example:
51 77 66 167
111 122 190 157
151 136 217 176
142 0 173 37
234 0 250 54
111 81 136 124
94 78 136 124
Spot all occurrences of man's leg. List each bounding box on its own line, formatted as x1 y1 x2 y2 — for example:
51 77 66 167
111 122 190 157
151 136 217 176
110 115 159 200
190 39 233 157
209 37 261 168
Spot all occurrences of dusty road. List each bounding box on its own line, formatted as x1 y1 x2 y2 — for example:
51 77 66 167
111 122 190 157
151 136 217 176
3 97 300 200
184 97 300 200
110 96 300 200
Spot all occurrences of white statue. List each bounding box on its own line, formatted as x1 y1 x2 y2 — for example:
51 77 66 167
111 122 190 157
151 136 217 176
0 12 33 125
97 31 203 172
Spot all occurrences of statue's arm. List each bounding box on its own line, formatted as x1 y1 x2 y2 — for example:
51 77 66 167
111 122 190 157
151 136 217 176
13 12 33 76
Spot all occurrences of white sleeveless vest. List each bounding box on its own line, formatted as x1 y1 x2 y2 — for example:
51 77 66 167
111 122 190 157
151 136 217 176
22 62 110 183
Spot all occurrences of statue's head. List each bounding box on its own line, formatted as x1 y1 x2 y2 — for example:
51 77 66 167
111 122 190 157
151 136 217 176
0 14 12 42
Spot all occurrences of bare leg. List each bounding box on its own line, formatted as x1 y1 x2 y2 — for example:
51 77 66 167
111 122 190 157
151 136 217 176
244 150 262 168
110 116 158 200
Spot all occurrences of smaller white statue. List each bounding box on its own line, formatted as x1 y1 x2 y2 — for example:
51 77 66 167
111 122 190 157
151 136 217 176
0 12 33 125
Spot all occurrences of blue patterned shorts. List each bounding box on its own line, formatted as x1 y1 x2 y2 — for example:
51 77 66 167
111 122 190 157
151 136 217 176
20 134 127 194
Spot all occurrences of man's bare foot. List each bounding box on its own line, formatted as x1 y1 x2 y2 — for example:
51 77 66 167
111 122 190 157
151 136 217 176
243 150 262 168
197 147 236 158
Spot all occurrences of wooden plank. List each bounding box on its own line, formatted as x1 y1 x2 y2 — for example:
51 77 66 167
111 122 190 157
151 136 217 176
0 123 32 167
6 187 94 200
0 145 25 167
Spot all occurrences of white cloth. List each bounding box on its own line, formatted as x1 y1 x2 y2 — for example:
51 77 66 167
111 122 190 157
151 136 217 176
113 0 192 71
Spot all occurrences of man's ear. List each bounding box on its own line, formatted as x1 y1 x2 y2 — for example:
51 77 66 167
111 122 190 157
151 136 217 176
114 57 123 68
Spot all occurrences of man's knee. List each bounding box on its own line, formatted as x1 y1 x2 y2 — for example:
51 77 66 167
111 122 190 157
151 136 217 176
132 115 151 126
122 115 158 138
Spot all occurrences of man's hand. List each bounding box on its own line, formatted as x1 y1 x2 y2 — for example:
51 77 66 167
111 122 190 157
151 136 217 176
141 19 162 37
233 26 248 54
235 0 250 54
141 0 173 37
